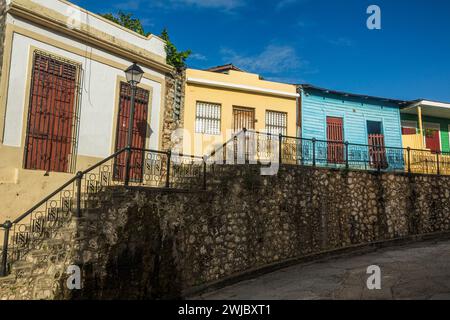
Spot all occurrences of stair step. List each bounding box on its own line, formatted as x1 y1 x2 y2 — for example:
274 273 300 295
0 274 17 284
11 261 33 271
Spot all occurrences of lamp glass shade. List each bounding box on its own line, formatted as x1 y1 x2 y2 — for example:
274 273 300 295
125 63 144 87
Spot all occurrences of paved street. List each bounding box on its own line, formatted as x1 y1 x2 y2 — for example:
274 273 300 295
195 240 450 300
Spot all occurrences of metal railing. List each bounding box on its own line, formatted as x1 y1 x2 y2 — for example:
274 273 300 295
206 129 450 176
0 147 206 277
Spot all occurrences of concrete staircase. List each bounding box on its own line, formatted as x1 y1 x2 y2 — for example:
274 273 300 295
0 191 109 300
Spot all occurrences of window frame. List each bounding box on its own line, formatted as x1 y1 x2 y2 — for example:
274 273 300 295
401 120 418 135
195 101 222 136
265 110 288 136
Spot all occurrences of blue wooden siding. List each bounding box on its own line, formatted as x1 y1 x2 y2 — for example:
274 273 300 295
300 88 404 170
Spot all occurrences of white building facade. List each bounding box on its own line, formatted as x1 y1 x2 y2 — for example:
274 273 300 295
0 0 173 220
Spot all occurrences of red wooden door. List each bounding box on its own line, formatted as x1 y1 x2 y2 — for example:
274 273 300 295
326 117 344 163
114 83 149 182
25 53 78 173
368 134 388 169
425 129 441 153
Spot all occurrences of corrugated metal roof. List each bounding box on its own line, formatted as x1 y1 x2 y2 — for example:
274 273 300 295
298 84 409 106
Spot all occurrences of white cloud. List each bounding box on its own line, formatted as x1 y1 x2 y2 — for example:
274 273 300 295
276 0 308 11
221 45 303 74
114 0 142 10
328 37 354 47
276 0 297 10
121 0 246 11
172 0 245 10
190 53 207 61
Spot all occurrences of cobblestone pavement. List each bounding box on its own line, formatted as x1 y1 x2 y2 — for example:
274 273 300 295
194 240 450 300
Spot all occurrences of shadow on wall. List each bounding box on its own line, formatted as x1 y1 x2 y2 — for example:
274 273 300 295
3 164 450 300
70 165 450 299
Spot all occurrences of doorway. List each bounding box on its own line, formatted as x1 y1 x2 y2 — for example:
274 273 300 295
24 52 80 173
367 121 387 169
424 123 441 153
326 117 344 164
114 82 150 182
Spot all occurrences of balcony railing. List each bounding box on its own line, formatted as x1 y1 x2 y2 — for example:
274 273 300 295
206 129 450 176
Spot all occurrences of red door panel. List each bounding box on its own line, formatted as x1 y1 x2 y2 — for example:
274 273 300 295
425 129 441 153
368 134 388 169
114 83 149 182
326 117 344 164
25 53 78 173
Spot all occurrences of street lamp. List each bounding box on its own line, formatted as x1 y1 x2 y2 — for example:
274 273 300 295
124 62 144 186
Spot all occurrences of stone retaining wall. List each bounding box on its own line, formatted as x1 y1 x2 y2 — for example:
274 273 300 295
72 165 450 299
2 164 450 299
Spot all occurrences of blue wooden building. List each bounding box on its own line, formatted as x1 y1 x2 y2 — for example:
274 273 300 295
296 85 407 170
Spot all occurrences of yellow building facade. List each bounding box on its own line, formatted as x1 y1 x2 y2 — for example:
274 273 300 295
182 65 298 157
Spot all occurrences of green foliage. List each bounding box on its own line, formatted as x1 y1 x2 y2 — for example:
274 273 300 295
160 28 192 70
100 12 191 70
100 12 150 37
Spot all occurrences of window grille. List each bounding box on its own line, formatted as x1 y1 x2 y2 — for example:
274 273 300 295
195 102 221 135
266 111 287 135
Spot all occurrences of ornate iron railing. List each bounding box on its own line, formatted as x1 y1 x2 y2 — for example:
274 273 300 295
206 129 450 176
0 147 206 277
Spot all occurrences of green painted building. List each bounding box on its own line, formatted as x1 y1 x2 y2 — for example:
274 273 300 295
401 100 450 154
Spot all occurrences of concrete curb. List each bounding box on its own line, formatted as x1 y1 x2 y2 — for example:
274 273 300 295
183 231 450 299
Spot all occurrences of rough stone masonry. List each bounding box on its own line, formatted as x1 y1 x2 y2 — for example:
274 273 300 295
2 164 450 299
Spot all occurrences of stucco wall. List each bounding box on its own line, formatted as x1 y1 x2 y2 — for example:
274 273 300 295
183 69 297 156
0 0 6 80
0 7 166 221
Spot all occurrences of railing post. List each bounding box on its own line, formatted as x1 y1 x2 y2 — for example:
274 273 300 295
278 133 283 165
437 151 441 175
165 150 172 188
202 156 207 191
312 138 316 167
345 141 349 170
243 128 248 164
76 171 83 218
124 147 132 186
407 147 411 174
0 220 12 277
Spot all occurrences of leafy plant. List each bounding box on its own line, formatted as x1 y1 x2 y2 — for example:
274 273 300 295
160 28 192 70
100 12 150 37
101 12 191 70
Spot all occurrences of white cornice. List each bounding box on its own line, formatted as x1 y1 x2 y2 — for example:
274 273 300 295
408 100 450 110
187 77 299 99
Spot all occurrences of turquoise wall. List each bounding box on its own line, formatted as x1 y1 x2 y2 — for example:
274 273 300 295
301 89 403 149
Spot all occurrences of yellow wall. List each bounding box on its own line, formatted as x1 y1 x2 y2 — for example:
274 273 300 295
183 68 298 156
402 133 425 150
0 144 105 222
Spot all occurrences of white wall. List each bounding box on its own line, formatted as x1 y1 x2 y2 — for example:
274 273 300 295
10 0 167 58
2 15 165 158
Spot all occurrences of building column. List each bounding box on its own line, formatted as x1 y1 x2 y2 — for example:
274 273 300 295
417 106 424 148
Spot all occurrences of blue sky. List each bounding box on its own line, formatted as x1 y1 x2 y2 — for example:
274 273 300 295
72 0 450 102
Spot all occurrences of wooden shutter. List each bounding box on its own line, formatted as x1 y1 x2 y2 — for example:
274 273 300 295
326 117 344 164
368 134 388 169
24 52 79 173
233 107 255 132
114 83 149 182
